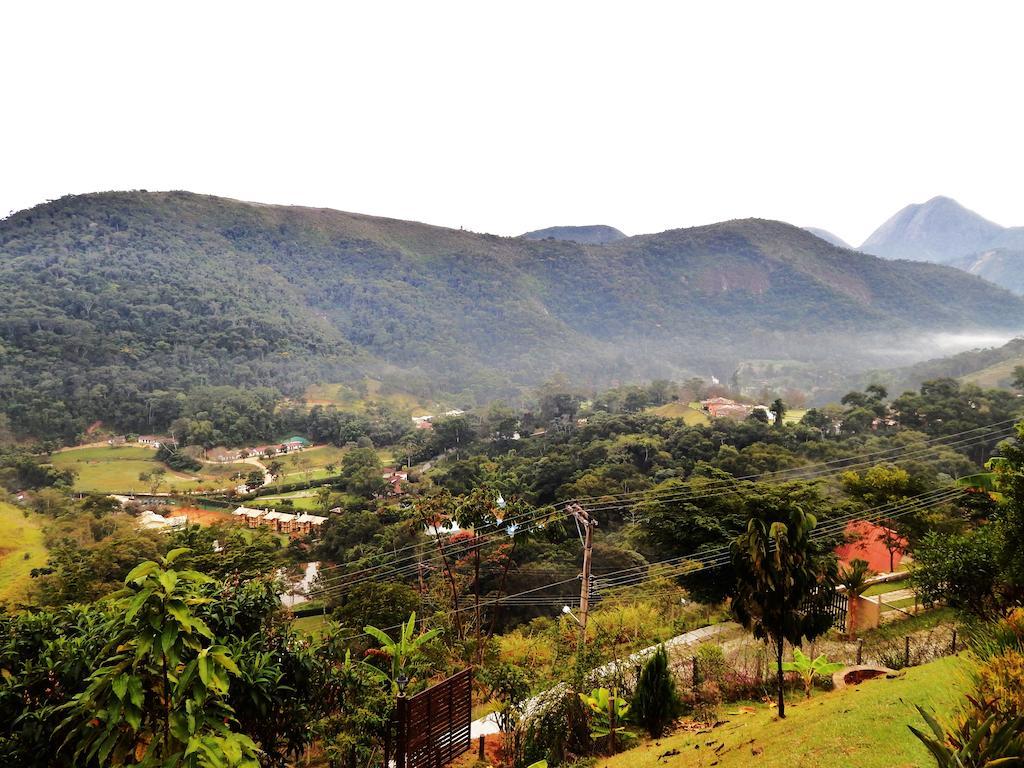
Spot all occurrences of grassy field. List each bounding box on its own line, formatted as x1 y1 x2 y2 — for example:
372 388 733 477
50 445 251 493
259 490 323 511
960 354 1024 389
0 502 46 605
605 655 969 768
863 577 909 597
304 378 430 415
649 402 710 425
783 408 807 424
292 613 330 638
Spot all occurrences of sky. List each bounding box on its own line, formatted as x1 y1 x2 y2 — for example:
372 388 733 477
3 1 1022 245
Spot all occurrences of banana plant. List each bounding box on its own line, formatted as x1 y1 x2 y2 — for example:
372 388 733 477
909 699 1024 767
362 612 439 693
579 687 634 752
781 648 844 698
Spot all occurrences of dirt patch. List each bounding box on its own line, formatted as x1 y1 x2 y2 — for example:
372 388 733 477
845 669 885 685
177 507 237 526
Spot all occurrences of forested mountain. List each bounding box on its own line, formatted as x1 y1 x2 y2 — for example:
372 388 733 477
881 336 1024 393
520 224 627 244
3 191 1024 440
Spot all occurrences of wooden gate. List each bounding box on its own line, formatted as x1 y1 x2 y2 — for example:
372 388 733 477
393 669 472 768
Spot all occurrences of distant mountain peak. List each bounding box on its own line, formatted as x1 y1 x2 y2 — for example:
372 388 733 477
803 227 852 249
860 196 1003 264
519 224 627 245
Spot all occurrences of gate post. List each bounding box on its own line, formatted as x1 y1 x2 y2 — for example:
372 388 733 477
395 692 408 768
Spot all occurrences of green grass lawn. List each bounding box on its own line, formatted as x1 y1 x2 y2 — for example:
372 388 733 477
605 655 970 768
649 402 710 425
783 408 807 424
960 354 1024 390
863 578 909 597
304 378 428 415
50 446 252 493
0 502 46 606
292 613 330 638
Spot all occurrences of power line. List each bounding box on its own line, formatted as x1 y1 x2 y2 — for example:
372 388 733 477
310 424 1011 599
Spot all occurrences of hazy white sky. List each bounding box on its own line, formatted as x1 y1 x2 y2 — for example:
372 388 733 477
3 1 1022 244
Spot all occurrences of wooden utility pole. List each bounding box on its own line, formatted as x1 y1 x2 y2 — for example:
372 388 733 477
569 503 597 652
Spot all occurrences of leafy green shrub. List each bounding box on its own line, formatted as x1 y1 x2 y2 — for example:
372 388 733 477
518 684 588 767
694 643 727 686
781 648 843 698
910 698 1024 766
578 688 635 753
631 645 681 737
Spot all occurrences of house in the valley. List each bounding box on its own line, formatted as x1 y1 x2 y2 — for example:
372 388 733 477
138 435 167 448
381 469 409 495
835 519 907 573
264 510 298 534
232 506 268 528
137 509 188 531
231 506 326 537
281 436 311 453
294 512 328 536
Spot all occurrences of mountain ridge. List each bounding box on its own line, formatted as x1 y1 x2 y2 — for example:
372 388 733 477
3 190 1024 438
520 224 627 244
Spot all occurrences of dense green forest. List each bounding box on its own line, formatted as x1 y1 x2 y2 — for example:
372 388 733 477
4 191 1024 441
4 376 1024 766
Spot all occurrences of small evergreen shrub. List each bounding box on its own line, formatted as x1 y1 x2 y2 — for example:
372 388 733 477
631 645 681 737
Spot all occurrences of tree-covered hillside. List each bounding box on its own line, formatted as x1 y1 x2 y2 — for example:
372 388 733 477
3 191 1024 440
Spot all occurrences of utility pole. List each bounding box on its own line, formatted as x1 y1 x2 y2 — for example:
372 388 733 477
568 503 597 653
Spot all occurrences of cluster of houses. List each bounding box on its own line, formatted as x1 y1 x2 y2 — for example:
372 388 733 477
411 409 466 431
208 436 312 463
108 434 172 448
232 506 327 537
700 397 775 423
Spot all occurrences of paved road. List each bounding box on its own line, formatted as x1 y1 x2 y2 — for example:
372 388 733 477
470 621 738 739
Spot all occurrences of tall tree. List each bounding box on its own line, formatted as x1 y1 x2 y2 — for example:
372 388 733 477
730 503 836 718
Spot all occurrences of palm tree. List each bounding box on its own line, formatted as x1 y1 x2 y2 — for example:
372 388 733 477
731 502 837 718
839 558 873 638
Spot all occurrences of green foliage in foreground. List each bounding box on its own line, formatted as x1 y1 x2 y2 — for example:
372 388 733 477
57 549 260 767
910 699 1024 767
0 551 401 768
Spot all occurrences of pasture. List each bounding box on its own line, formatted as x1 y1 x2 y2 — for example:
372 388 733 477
0 502 46 605
49 445 251 493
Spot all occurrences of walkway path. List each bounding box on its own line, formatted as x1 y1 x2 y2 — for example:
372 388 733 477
469 621 738 739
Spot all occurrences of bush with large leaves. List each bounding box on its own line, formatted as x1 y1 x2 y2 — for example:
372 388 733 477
56 548 260 767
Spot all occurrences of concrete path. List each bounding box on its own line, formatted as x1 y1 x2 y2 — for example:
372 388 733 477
469 621 737 739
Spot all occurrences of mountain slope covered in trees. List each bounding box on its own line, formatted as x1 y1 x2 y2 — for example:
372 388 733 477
520 224 627 244
3 191 1024 439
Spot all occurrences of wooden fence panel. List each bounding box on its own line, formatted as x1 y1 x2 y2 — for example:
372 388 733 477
398 669 472 768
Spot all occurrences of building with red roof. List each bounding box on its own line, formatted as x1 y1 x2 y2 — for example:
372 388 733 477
834 519 907 574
